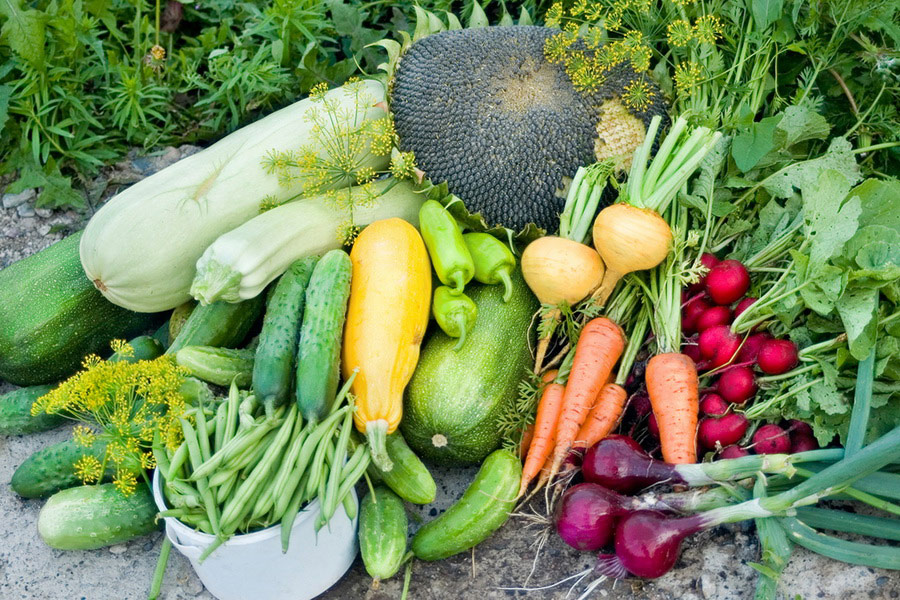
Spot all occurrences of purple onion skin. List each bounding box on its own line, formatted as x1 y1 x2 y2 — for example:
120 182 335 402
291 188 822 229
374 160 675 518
614 511 702 579
555 483 627 551
582 435 682 493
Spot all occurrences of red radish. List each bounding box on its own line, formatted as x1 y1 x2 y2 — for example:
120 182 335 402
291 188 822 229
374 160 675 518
753 424 791 454
700 393 729 417
700 252 720 273
682 296 712 333
719 445 749 459
630 392 652 417
705 260 750 305
698 413 749 449
737 332 772 363
682 338 702 364
555 483 627 551
695 306 732 332
733 297 756 319
698 325 741 368
647 413 660 439
716 366 757 404
788 419 813 437
756 339 799 375
790 435 819 453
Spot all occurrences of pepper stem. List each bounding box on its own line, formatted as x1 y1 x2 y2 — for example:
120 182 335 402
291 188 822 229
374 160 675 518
497 269 513 302
448 271 466 295
366 419 394 472
452 314 468 351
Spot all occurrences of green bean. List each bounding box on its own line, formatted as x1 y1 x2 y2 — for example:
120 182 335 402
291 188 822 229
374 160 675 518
152 440 170 480
191 418 281 480
214 401 227 452
269 427 310 506
215 472 238 505
321 409 354 524
280 470 311 553
198 535 228 563
220 406 299 533
166 442 189 482
223 381 241 447
156 508 203 519
194 399 213 464
341 490 357 521
333 447 370 514
305 434 335 500
208 465 240 488
231 429 278 472
180 418 221 534
297 406 349 470
249 464 284 522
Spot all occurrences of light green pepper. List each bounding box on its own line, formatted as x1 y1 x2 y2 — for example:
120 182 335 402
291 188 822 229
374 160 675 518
462 232 516 302
419 200 474 294
432 286 477 351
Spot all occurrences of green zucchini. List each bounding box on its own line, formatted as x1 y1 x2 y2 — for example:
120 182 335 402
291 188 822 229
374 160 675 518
176 346 255 387
38 482 159 550
359 486 409 582
166 296 264 355
11 439 110 498
402 270 537 465
0 232 162 386
0 385 63 436
295 250 352 421
253 257 317 412
368 432 436 504
109 335 165 363
411 449 521 561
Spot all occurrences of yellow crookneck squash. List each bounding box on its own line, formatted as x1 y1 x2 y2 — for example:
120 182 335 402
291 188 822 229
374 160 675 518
342 218 432 471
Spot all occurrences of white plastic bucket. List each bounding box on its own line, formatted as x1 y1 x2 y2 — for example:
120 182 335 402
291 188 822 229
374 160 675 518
152 470 358 600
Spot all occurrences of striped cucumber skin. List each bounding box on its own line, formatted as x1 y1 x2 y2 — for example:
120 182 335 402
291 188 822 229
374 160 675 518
165 295 264 355
368 432 436 504
252 257 318 411
0 385 63 436
295 250 352 421
38 483 158 550
411 449 521 561
11 439 110 498
167 300 197 346
175 346 255 387
359 486 408 581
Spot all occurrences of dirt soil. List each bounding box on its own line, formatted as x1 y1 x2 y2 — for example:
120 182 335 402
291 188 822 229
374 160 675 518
1 147 898 599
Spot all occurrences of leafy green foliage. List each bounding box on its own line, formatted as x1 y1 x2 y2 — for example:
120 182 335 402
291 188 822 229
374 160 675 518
0 0 544 210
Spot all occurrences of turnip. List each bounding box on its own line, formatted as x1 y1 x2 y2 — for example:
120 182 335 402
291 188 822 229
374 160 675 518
756 339 799 375
700 393 729 417
698 325 741 368
716 366 757 404
719 445 749 459
694 306 732 332
733 297 756 319
736 332 772 363
698 413 749 449
705 260 750 305
682 296 712 333
753 424 791 454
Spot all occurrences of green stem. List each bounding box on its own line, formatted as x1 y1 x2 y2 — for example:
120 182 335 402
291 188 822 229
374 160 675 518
148 537 172 600
845 347 877 456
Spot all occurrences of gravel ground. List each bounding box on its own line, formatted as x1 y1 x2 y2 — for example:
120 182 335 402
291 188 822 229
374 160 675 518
1 146 898 599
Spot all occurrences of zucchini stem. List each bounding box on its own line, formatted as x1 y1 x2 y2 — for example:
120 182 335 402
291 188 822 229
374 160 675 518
366 419 394 472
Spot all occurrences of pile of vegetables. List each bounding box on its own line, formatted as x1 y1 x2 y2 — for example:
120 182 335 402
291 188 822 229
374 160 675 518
1 2 898 599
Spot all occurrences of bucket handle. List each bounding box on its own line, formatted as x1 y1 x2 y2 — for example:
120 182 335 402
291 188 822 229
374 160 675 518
164 519 204 561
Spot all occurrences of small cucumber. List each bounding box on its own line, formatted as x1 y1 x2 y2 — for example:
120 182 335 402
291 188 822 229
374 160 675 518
411 449 521 561
253 257 318 411
11 439 110 498
359 486 408 582
168 300 197 345
0 385 63 436
38 482 159 550
368 432 436 505
109 335 165 363
166 296 264 355
296 250 352 421
176 346 254 388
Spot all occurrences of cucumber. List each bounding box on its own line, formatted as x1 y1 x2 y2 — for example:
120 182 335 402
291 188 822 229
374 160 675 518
168 300 197 346
359 486 409 582
402 270 537 465
411 449 521 561
11 439 110 498
253 257 317 412
176 346 255 388
295 250 352 421
368 432 436 504
166 295 265 355
0 232 162 386
0 385 63 436
109 335 165 363
38 482 159 550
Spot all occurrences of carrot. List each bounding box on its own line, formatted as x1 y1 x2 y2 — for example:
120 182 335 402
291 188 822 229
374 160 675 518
518 423 535 461
645 352 699 464
548 317 625 479
518 371 564 498
573 383 627 450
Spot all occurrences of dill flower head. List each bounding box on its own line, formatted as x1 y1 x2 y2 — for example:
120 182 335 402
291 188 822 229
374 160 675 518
623 78 655 111
693 15 724 44
32 344 191 496
675 61 703 96
74 455 103 484
545 2 565 28
667 20 694 47
389 150 418 181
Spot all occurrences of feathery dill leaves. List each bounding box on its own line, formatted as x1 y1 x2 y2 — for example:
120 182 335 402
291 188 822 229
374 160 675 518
499 371 545 454
31 341 191 496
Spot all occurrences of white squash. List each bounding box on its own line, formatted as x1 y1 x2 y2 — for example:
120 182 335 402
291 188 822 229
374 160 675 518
80 79 389 313
190 179 424 304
